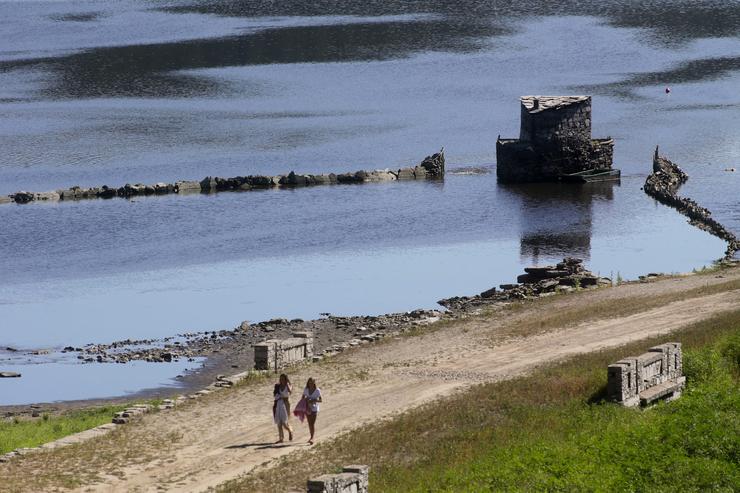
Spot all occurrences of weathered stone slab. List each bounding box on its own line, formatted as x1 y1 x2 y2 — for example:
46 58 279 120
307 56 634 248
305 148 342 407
200 177 218 192
254 332 314 371
175 181 201 193
396 167 416 180
365 170 397 182
307 465 369 493
608 342 684 407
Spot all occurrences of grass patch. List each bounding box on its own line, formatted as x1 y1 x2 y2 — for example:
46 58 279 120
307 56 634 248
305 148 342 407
0 405 126 454
0 406 184 492
220 309 740 492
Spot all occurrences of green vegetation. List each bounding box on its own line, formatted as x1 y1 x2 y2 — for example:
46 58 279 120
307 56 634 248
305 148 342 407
223 309 740 492
0 405 126 454
375 314 740 492
376 336 739 492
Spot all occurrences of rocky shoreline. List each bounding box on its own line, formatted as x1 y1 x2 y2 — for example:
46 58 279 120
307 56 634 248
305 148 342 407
5 257 608 386
644 146 739 261
0 150 444 205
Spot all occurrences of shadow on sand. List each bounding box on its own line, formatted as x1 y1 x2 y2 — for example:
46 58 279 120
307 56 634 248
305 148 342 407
226 441 308 450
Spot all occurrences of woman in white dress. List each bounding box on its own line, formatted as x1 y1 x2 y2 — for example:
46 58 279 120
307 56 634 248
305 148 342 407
273 373 293 443
303 377 322 445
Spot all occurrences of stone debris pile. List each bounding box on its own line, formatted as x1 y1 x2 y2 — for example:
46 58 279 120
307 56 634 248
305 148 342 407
1 150 445 205
308 465 369 493
112 403 158 425
439 257 610 310
644 146 739 260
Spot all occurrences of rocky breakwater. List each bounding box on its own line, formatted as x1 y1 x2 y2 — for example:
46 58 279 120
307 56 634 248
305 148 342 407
1 149 445 205
644 146 739 261
439 257 610 310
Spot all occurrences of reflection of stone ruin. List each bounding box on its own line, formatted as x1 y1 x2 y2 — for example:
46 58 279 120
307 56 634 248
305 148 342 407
497 96 613 183
507 182 617 263
608 342 685 407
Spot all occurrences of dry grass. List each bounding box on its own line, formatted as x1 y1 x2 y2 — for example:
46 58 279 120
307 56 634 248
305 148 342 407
478 276 740 341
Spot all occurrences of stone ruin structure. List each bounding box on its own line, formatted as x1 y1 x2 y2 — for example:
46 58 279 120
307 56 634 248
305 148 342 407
496 96 614 183
644 147 739 261
253 331 314 372
1 150 445 205
608 342 685 407
307 465 369 493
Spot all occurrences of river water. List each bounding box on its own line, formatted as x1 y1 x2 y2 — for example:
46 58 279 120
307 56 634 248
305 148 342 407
1 0 738 405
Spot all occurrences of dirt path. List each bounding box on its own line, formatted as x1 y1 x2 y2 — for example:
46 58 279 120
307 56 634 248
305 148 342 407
3 269 739 492
81 271 740 493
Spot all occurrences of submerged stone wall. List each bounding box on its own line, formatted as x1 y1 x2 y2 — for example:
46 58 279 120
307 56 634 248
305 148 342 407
497 96 614 183
254 331 314 372
608 342 685 407
307 465 369 493
2 150 445 205
644 147 739 260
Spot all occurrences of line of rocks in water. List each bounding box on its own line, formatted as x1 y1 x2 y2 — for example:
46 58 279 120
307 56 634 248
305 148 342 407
644 146 739 261
0 150 445 205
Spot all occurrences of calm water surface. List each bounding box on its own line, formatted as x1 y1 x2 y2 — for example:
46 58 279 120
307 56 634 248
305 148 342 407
1 0 738 404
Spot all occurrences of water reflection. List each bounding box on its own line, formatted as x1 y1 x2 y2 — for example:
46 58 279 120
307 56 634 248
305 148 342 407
169 0 740 45
0 18 502 99
1 1 738 100
503 181 618 264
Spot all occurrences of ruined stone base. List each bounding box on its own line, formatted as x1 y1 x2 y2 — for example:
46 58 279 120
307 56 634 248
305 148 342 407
496 138 613 183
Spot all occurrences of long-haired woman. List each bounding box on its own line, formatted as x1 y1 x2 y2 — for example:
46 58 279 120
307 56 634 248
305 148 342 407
273 373 293 443
303 377 322 445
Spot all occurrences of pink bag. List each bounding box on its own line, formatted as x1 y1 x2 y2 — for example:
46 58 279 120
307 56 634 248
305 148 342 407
293 396 308 422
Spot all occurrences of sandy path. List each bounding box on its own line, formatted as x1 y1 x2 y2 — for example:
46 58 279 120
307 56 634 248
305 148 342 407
70 274 740 493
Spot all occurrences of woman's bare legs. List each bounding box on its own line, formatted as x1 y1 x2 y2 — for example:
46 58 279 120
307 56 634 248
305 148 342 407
307 413 317 444
283 422 293 441
276 424 284 443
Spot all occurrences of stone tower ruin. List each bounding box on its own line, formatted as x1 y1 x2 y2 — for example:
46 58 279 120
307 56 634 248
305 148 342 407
496 96 614 183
